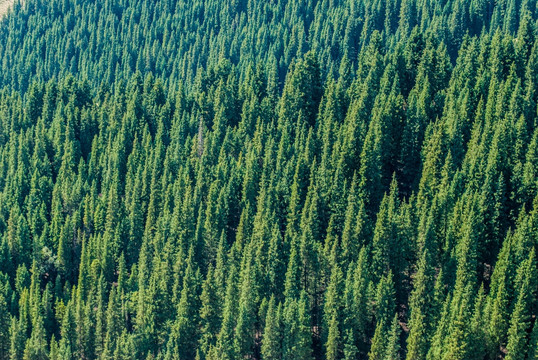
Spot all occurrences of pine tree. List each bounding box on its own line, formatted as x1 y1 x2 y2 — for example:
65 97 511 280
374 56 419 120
261 296 283 360
233 255 257 359
323 260 344 358
343 328 358 360
406 249 436 360
326 313 341 360
168 252 202 359
505 250 537 360
215 266 238 360
283 292 312 360
368 320 386 360
384 314 401 360
199 265 222 355
0 292 10 360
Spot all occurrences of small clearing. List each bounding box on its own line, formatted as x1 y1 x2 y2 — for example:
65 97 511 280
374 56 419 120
0 0 15 18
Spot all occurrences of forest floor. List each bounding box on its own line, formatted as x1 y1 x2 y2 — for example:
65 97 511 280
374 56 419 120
0 0 14 18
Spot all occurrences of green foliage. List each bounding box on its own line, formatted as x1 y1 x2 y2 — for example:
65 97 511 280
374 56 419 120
0 0 535 358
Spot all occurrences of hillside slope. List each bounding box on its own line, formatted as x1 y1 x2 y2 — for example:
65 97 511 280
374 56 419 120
0 0 537 360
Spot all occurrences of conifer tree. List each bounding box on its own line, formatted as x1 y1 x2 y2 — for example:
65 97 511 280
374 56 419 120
168 253 202 360
384 314 401 360
261 296 283 360
505 250 537 360
283 292 313 360
406 249 436 360
0 292 9 360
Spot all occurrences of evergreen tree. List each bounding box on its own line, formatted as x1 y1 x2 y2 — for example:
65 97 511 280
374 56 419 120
261 296 283 360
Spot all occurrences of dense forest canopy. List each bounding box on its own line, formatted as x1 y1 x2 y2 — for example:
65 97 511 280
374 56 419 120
0 0 537 359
